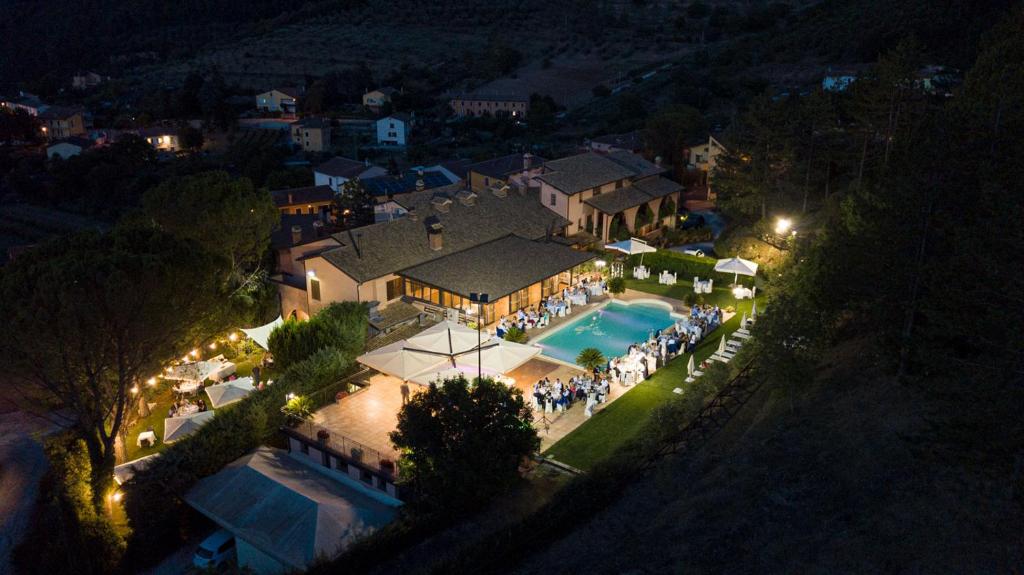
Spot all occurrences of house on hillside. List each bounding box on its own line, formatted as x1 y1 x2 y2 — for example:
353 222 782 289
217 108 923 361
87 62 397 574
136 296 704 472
687 135 727 184
72 71 105 90
362 87 397 113
185 447 399 575
47 137 94 160
271 213 337 276
38 106 86 140
290 117 331 152
465 153 546 193
449 94 528 118
314 157 387 192
822 68 859 92
273 184 584 324
534 151 682 242
375 114 410 146
256 87 302 115
138 127 180 152
586 130 647 154
1 92 46 116
271 185 335 216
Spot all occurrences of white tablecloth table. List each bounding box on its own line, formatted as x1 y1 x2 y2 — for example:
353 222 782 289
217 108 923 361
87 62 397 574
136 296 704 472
176 403 200 417
136 430 157 447
568 294 587 306
174 381 201 395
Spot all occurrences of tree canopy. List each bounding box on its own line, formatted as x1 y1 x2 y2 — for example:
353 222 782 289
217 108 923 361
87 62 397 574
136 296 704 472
390 376 539 514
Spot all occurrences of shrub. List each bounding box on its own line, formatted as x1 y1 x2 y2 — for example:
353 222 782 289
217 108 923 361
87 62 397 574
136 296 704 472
282 395 315 422
503 326 528 343
625 249 736 284
607 276 626 294
576 347 607 371
269 301 367 368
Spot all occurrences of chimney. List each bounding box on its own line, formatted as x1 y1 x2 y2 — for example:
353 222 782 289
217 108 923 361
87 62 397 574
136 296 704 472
655 156 663 167
291 225 303 245
415 169 425 192
312 220 324 238
456 190 477 206
407 207 418 221
287 192 294 204
523 152 533 171
427 221 444 251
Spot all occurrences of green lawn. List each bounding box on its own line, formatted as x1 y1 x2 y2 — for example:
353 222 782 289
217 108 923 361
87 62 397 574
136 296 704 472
121 347 275 463
542 280 762 470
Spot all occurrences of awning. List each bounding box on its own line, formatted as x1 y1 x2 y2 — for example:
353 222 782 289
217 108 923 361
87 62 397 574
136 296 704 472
241 316 284 351
163 410 215 443
204 377 255 409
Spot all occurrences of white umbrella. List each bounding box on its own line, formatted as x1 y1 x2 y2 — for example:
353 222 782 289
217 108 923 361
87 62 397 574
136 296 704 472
408 365 491 386
741 312 748 328
751 300 758 319
455 337 540 374
687 355 695 377
405 320 488 356
163 410 215 443
717 336 728 355
714 256 759 285
240 316 284 351
357 340 448 381
204 377 255 409
605 237 658 266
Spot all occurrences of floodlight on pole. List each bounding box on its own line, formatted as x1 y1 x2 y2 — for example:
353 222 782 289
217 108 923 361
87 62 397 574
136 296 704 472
774 217 792 235
470 292 489 383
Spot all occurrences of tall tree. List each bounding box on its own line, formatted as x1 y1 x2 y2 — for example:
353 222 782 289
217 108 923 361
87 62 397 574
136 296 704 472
334 177 374 228
0 226 225 492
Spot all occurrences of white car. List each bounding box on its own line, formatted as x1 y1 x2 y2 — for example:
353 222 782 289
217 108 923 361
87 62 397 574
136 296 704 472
682 248 705 257
193 529 236 570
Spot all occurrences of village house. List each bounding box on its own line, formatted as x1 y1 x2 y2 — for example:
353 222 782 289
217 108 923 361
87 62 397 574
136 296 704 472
38 106 87 140
46 137 94 160
465 153 545 193
271 185 335 216
314 157 387 192
72 71 104 90
256 87 302 115
273 184 585 324
290 117 332 152
362 87 397 113
449 94 528 118
534 151 683 243
586 130 647 154
687 134 728 187
375 114 410 146
138 126 180 152
1 92 46 116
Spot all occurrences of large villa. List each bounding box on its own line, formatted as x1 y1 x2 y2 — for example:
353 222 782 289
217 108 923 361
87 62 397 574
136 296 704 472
273 151 683 324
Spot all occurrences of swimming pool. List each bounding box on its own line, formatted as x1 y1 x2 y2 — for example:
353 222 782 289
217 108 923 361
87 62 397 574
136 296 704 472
532 301 678 366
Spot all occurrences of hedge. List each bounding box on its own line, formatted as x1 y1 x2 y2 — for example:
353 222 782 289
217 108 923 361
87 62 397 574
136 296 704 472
121 307 367 571
268 301 368 368
624 249 740 284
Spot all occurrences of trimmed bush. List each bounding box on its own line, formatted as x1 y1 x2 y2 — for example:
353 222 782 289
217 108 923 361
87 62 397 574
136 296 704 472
607 276 626 294
269 301 368 368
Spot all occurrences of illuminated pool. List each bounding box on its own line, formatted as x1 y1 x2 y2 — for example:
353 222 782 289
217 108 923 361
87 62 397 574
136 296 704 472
532 301 677 365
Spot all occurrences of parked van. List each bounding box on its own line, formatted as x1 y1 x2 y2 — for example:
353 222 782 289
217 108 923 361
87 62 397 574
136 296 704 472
193 529 235 570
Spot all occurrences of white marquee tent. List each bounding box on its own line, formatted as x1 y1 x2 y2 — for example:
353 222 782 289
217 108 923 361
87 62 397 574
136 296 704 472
714 256 759 284
457 337 540 374
164 410 215 443
205 377 256 409
404 320 488 355
241 316 284 351
356 340 449 382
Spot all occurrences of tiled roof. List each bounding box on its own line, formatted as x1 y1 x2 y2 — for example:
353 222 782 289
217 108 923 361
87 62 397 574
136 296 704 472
361 171 455 198
270 213 336 250
315 157 369 179
604 150 664 179
590 129 646 150
536 153 636 194
295 117 329 129
400 234 594 299
318 187 569 282
270 185 334 207
584 176 682 214
467 153 547 180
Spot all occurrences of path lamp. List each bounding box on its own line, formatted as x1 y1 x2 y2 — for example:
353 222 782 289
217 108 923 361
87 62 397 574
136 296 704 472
469 292 489 383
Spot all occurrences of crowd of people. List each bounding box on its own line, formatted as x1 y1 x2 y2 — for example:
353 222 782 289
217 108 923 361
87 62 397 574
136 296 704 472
496 278 608 337
531 374 612 418
167 397 208 418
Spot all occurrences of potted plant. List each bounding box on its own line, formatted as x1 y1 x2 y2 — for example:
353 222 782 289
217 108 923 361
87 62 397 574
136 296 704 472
379 459 395 475
350 447 364 461
576 347 607 372
316 429 330 443
281 395 314 427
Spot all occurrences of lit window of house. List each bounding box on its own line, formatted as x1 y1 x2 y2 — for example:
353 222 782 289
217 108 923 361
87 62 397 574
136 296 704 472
310 278 321 301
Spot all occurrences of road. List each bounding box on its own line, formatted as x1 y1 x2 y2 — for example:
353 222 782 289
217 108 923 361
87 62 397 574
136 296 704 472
0 409 55 573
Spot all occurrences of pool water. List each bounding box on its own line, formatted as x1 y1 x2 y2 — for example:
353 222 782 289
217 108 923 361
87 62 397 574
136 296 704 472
533 301 677 365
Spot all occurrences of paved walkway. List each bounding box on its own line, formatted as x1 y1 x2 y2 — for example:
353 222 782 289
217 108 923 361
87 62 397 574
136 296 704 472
312 373 403 459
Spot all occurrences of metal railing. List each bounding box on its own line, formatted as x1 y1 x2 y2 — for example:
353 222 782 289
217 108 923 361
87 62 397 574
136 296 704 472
290 419 401 478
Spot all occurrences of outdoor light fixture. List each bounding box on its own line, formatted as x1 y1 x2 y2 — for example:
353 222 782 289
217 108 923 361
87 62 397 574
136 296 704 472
181 355 190 363
190 349 199 357
774 217 792 235
165 366 173 373
208 342 217 350
146 377 157 386
306 270 316 278
285 392 296 402
130 385 139 395
112 491 123 503
228 333 239 342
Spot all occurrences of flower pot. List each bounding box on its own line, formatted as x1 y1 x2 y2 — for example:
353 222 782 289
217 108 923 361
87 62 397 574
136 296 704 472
316 429 330 443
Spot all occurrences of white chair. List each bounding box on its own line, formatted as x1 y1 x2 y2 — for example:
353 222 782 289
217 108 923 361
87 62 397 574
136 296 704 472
706 279 713 293
665 272 677 286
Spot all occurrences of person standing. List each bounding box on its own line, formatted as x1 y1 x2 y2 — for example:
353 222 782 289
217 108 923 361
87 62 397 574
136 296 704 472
400 382 410 405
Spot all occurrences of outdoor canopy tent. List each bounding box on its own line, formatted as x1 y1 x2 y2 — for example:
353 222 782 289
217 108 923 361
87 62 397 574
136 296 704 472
356 340 449 382
408 366 500 386
605 237 658 265
205 377 255 409
404 320 488 356
163 410 215 443
457 337 540 373
714 256 759 285
241 316 284 351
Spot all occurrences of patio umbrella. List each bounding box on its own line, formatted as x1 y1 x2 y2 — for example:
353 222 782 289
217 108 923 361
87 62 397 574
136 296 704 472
455 337 540 374
741 312 748 328
405 320 488 356
687 355 695 377
240 316 284 351
407 365 495 386
751 300 758 319
714 256 759 285
604 237 658 266
356 340 448 381
163 410 215 443
717 336 728 355
205 377 255 409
